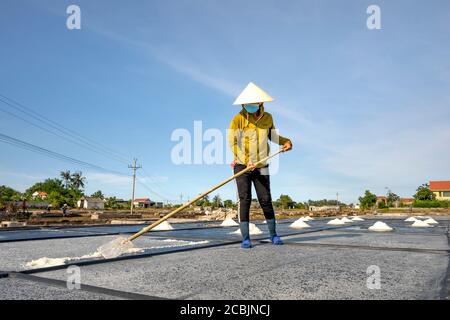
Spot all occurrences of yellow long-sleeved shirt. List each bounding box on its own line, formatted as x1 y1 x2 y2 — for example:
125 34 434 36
228 106 291 168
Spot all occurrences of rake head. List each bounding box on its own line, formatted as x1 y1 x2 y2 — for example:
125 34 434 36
97 236 135 259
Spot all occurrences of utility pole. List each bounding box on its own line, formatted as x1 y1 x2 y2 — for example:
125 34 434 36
128 158 142 215
179 193 183 205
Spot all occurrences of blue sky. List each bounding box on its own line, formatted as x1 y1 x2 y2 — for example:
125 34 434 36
0 0 449 204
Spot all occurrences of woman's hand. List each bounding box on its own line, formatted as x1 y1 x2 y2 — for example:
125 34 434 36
283 141 293 152
247 162 256 171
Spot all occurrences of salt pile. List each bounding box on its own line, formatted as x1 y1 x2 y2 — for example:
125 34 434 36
411 220 432 228
424 218 438 225
231 223 263 235
351 216 364 221
368 221 393 232
302 216 313 221
151 221 174 231
24 248 139 269
340 217 353 223
327 218 345 225
289 219 311 229
221 218 239 227
25 239 209 269
405 217 418 222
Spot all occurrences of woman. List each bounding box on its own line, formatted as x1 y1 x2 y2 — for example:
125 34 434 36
228 82 292 248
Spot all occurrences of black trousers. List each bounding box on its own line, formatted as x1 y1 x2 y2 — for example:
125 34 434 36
234 164 275 222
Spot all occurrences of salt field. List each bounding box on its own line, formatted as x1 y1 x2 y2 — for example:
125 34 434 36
0 216 449 300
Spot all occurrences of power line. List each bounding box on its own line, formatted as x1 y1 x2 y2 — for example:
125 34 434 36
0 94 178 201
0 105 128 165
0 94 130 164
0 132 129 177
141 167 177 199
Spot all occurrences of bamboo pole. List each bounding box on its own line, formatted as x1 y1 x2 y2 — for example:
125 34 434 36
126 149 284 242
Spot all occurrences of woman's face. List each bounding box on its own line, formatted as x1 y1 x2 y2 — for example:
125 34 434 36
243 103 262 114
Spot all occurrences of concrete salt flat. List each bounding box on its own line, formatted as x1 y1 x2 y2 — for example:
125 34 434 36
36 243 448 300
0 235 216 272
0 217 448 300
0 228 104 242
282 230 450 251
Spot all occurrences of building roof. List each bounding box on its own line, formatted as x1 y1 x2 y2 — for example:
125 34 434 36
80 197 103 202
134 198 150 203
32 191 48 196
429 181 450 191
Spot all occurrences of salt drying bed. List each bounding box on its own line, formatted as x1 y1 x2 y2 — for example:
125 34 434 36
0 217 449 300
0 235 221 272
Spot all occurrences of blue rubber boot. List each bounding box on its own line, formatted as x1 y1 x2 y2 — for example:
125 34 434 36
240 221 252 249
270 235 284 245
267 219 283 245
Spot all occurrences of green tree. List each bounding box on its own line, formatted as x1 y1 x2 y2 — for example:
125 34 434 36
359 190 377 210
26 179 65 196
70 171 86 190
91 190 104 199
46 190 67 207
276 194 295 210
60 170 71 188
293 202 306 209
386 190 400 207
413 183 435 201
223 199 234 208
0 185 22 204
196 194 211 207
212 194 222 208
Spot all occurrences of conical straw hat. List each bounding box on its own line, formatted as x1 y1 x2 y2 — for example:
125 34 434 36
233 82 274 105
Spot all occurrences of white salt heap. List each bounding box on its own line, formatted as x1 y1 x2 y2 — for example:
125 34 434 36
424 218 438 225
289 219 311 229
24 247 138 269
221 218 239 227
405 217 418 222
411 220 432 228
231 223 263 235
303 216 313 221
327 218 345 225
351 216 364 221
340 217 353 223
151 221 174 231
368 221 393 232
25 239 209 269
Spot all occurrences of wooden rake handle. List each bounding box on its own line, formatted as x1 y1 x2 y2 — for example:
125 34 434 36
126 149 285 242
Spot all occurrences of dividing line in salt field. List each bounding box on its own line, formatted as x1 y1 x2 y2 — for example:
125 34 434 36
7 273 166 300
261 241 450 255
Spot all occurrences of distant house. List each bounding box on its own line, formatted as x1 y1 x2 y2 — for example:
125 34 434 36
377 196 413 208
77 197 104 210
376 196 387 206
429 181 450 201
32 191 47 199
133 198 151 208
399 198 414 206
132 198 164 208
